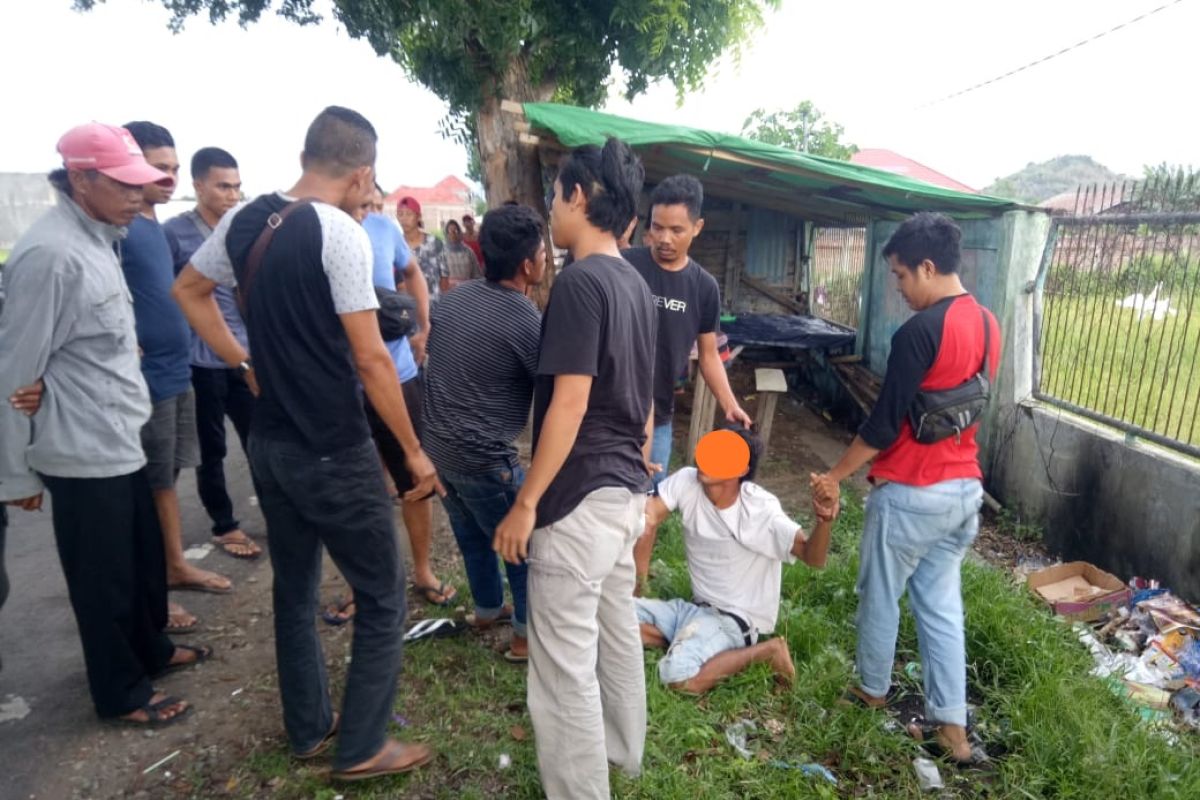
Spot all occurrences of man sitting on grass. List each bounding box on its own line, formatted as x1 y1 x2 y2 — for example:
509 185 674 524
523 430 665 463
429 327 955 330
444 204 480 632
637 426 836 694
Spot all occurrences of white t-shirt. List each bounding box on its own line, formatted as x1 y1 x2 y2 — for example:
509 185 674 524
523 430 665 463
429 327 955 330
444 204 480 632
658 467 801 633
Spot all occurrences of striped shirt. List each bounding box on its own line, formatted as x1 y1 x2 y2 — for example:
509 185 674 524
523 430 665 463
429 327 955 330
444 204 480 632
422 279 541 474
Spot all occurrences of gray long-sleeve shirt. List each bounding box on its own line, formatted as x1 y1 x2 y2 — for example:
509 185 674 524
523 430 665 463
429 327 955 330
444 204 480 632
0 191 151 501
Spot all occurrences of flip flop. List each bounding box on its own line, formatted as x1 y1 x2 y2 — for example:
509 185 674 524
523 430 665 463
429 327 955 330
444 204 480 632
155 644 214 677
837 686 893 710
331 739 434 782
322 596 356 627
413 581 457 607
503 647 528 664
296 712 340 760
212 533 262 560
107 695 192 728
170 578 233 595
403 618 465 643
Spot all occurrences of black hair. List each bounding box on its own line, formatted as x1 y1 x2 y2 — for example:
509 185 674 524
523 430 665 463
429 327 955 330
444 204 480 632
123 121 175 151
302 105 377 175
555 137 644 236
374 181 385 195
48 167 99 199
480 204 545 283
650 174 704 221
445 219 463 235
882 212 962 274
716 423 765 483
191 147 238 181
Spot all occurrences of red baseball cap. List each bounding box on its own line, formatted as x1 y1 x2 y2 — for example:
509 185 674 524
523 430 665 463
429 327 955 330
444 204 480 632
397 196 422 216
56 123 169 186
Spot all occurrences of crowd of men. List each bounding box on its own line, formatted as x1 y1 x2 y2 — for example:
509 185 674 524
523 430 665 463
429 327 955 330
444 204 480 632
0 105 997 795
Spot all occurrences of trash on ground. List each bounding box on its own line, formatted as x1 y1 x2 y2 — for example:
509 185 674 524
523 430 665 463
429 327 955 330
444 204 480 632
768 760 837 785
912 757 944 791
182 543 214 561
497 753 512 770
1027 562 1130 622
142 750 180 775
724 718 757 760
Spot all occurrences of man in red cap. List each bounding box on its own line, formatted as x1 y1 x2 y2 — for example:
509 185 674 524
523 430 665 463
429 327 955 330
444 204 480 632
0 123 211 726
636 427 835 694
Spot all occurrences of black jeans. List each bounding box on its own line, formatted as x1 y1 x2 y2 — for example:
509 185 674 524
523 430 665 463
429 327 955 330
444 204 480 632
192 365 254 535
0 505 8 613
247 435 406 770
40 470 174 718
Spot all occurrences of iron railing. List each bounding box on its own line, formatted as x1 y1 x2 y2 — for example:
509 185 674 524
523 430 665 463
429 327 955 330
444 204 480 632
810 227 866 328
1034 172 1200 457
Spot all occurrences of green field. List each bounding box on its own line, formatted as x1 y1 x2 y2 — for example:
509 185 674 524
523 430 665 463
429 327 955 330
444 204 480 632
1039 292 1200 447
230 493 1200 799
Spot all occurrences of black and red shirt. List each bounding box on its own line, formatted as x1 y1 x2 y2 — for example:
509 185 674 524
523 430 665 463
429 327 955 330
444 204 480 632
861 294 1001 486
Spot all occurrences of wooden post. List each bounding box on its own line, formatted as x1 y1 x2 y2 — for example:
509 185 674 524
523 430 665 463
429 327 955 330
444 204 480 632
754 368 788 459
723 202 742 308
686 346 745 462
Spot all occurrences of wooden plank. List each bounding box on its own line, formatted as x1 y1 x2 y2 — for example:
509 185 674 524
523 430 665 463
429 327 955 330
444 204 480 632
756 392 780 459
722 202 742 306
518 133 541 147
828 354 863 364
739 273 804 314
755 368 788 393
500 99 525 115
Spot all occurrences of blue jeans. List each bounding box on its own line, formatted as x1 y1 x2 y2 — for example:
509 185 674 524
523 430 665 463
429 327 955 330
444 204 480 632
440 464 528 637
248 435 405 770
635 598 749 685
649 422 672 488
855 478 982 727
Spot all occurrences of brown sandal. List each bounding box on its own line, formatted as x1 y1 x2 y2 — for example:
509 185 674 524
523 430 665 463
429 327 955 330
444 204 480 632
296 712 340 760
331 739 434 782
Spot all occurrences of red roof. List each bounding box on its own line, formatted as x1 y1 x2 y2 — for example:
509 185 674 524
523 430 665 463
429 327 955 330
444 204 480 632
850 149 977 194
385 175 472 206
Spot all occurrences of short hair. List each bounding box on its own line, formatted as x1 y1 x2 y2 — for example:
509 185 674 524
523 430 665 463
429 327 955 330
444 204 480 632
555 137 644 236
373 181 385 196
191 147 238 181
480 204 545 282
302 106 377 175
123 121 175 151
882 212 962 274
650 174 704 221
48 167 99 199
444 219 462 235
716 423 765 483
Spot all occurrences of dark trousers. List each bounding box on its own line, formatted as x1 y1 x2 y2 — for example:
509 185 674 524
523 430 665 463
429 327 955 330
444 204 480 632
192 365 254 535
247 435 406 770
40 470 174 718
0 506 8 613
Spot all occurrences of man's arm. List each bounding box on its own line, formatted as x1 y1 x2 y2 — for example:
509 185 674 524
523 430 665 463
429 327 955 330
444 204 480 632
494 373 592 564
791 517 833 568
696 332 751 427
340 309 443 500
173 266 257 394
401 256 431 364
643 402 660 477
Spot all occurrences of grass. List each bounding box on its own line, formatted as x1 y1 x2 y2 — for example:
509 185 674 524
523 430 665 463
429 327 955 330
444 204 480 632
1040 292 1200 447
227 493 1200 799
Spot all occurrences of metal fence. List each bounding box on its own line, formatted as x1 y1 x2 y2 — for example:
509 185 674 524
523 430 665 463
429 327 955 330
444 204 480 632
1034 172 1200 457
810 227 866 328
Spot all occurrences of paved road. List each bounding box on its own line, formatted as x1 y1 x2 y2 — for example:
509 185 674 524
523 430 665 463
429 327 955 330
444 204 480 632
0 433 266 800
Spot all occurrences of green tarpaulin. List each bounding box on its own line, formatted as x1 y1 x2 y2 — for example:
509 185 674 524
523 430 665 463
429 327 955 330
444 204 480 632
522 103 1018 221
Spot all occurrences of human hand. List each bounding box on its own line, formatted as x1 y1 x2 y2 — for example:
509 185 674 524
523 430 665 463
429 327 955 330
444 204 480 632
9 379 45 416
409 330 428 365
494 503 536 565
243 368 261 397
810 472 840 521
724 402 753 429
7 493 43 511
402 448 445 501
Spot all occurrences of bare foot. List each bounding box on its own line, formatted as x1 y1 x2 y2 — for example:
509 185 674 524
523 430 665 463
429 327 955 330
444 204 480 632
766 638 797 686
168 564 232 593
212 529 262 559
120 692 189 724
167 602 197 632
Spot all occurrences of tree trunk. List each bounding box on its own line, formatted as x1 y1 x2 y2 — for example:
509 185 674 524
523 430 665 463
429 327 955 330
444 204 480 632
475 53 557 304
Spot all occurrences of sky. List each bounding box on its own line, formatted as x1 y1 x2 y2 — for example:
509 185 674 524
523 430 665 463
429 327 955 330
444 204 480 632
2 0 1197 196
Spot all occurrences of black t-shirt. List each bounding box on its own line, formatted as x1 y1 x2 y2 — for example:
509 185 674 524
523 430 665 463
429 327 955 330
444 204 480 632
532 254 657 528
622 247 720 426
201 194 375 454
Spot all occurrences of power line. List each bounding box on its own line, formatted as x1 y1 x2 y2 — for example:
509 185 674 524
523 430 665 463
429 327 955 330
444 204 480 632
918 0 1188 109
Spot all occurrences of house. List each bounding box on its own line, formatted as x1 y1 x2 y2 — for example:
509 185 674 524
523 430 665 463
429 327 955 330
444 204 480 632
384 175 476 233
850 148 977 194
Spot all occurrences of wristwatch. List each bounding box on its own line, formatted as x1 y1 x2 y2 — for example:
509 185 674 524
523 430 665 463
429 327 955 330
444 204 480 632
237 359 253 375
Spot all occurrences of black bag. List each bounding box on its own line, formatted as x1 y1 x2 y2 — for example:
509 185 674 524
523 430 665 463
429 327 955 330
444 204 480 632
907 308 992 444
374 285 418 341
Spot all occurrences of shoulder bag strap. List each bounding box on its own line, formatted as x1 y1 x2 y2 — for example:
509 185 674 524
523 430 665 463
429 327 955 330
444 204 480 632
237 197 318 314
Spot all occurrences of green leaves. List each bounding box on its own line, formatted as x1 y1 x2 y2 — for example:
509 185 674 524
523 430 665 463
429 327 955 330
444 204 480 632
740 101 858 161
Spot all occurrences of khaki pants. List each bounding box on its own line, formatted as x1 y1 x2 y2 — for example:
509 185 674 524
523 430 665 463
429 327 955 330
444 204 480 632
526 486 647 800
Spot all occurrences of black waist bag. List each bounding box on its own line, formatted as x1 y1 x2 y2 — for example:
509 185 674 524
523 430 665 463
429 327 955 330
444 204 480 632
907 308 992 445
374 285 418 341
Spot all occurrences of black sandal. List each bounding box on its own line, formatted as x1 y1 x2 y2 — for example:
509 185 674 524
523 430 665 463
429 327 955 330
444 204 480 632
107 695 192 728
155 644 213 677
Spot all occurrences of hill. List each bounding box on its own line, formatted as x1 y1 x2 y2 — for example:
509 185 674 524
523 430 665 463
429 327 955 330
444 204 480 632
983 155 1128 204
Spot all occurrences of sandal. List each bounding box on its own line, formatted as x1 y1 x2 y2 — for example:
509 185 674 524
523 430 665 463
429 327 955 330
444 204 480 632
907 719 990 767
169 573 233 595
296 712 340 760
837 686 892 710
155 644 214 677
212 531 262 560
322 595 356 626
413 581 458 607
331 739 434 782
108 694 192 728
466 605 513 629
166 610 199 635
403 618 465 643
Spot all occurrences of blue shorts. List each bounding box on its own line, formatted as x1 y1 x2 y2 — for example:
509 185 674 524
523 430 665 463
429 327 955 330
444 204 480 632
650 422 672 488
635 597 751 685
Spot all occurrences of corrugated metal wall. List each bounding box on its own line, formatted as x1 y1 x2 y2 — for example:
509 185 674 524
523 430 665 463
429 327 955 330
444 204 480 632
744 208 792 285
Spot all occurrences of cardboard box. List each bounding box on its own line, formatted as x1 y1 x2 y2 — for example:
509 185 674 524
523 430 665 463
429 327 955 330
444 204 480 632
1027 561 1131 622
